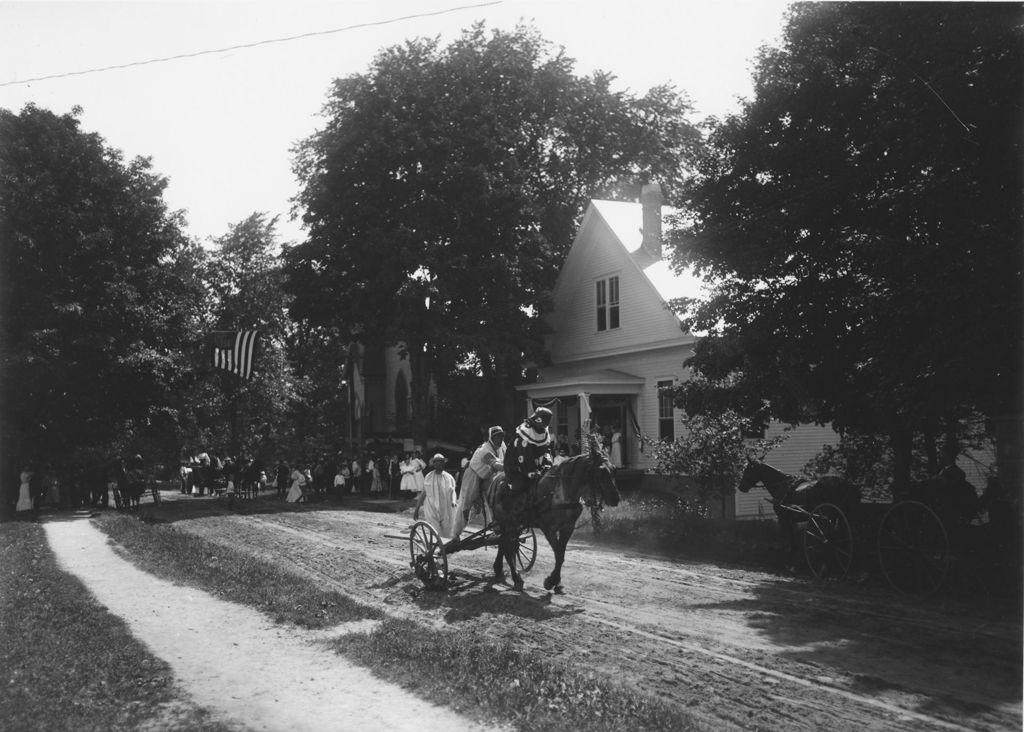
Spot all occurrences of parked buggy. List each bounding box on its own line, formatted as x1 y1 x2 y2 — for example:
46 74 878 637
739 460 1019 595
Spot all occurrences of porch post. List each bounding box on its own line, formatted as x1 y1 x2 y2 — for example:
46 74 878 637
578 392 591 455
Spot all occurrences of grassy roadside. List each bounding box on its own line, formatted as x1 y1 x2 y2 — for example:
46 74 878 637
93 511 708 731
94 511 381 628
0 520 231 732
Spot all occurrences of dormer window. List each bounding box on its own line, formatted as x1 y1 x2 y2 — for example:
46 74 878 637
596 276 620 331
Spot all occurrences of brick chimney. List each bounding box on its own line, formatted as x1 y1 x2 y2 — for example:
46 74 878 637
640 182 663 258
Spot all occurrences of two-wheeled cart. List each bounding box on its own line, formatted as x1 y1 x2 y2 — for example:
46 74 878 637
795 498 1008 595
409 520 536 590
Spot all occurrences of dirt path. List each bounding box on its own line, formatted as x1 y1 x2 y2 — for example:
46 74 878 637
43 516 506 732
150 497 1021 732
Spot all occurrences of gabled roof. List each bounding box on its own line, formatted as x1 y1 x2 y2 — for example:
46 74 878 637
590 199 708 306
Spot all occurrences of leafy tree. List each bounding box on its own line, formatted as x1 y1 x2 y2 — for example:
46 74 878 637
667 3 1023 491
193 213 300 462
651 409 784 516
286 23 701 439
0 104 205 488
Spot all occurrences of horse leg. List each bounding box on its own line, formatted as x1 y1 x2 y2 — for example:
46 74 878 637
542 528 562 591
542 527 575 593
501 531 524 591
492 547 505 581
781 520 800 574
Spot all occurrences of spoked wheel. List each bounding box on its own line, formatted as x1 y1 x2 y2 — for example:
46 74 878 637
515 527 537 573
878 500 950 595
408 521 448 589
803 502 854 579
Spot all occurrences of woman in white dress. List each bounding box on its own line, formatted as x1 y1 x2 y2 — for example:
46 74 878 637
16 466 34 513
610 423 623 468
399 454 417 494
411 451 426 493
286 465 306 503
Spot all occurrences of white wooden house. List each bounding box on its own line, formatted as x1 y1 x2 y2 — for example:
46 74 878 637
517 184 839 519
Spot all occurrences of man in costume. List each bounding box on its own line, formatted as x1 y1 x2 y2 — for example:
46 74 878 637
413 453 457 538
450 426 506 539
505 407 554 495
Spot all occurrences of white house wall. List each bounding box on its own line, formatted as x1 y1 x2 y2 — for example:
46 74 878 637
543 348 691 472
547 211 691 365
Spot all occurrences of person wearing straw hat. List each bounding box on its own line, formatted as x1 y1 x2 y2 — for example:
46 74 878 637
413 453 457 538
450 426 506 540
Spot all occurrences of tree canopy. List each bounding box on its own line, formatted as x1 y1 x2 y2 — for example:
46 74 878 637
667 3 1023 483
0 104 206 476
286 23 701 431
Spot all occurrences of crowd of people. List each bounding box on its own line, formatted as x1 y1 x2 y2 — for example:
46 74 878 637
6 454 156 517
173 447 467 507
6 408 575 529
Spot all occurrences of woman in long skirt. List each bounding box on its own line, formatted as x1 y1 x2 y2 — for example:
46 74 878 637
16 466 34 514
399 454 418 494
369 456 383 493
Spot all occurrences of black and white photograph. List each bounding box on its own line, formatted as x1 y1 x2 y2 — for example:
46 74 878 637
1 1 1021 730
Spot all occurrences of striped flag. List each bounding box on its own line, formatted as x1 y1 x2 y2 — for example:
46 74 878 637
211 330 258 379
627 403 644 453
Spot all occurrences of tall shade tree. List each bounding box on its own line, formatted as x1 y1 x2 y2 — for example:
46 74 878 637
286 23 701 436
668 3 1023 491
195 213 299 460
0 104 206 486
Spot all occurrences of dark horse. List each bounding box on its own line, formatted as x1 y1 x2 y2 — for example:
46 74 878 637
737 459 860 569
484 436 619 593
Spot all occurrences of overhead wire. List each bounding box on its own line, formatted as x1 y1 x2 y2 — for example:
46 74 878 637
0 1 503 88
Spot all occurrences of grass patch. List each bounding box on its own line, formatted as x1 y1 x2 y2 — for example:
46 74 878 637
338 618 710 731
94 512 382 628
0 520 230 732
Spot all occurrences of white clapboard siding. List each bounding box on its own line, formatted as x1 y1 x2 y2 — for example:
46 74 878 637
734 423 841 521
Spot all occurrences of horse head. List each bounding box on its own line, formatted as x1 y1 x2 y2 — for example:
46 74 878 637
737 458 762 494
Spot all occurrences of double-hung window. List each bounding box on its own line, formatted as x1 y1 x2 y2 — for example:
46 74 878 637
657 380 675 441
596 276 620 331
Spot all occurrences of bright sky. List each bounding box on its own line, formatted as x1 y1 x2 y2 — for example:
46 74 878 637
0 0 791 245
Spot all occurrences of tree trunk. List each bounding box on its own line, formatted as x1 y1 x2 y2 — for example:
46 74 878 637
992 413 1024 524
890 424 913 493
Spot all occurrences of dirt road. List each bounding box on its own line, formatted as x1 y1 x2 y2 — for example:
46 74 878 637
152 498 1021 731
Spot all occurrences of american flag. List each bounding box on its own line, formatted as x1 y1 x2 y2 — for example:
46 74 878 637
211 330 258 379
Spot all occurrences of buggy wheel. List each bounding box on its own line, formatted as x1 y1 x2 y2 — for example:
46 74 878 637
516 527 537 573
803 502 853 579
878 500 950 595
408 521 448 589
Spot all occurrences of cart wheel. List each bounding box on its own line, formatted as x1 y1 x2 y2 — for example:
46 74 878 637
803 502 854 579
878 500 949 595
515 527 537 573
408 521 448 589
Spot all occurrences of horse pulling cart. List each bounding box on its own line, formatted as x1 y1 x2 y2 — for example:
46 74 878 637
409 437 620 593
739 460 1014 595
408 520 536 590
